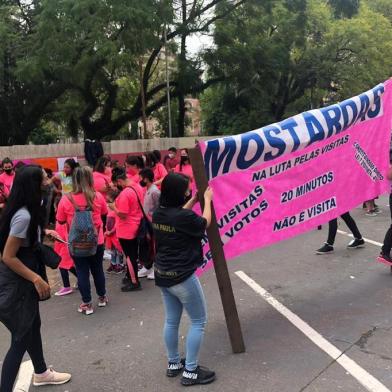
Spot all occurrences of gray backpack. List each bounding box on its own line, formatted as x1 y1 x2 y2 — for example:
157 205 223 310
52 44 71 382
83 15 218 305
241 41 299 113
67 195 98 257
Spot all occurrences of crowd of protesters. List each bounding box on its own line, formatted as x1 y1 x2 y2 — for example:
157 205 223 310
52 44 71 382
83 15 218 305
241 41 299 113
0 147 220 390
2 144 392 390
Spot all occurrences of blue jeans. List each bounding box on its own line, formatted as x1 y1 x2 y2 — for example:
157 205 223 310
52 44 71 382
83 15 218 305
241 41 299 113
160 274 207 371
110 248 123 266
72 245 106 304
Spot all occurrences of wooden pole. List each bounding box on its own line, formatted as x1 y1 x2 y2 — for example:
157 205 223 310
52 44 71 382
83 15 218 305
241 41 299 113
188 146 246 354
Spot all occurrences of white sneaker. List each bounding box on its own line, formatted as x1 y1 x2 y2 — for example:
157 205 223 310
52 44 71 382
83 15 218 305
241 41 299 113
147 269 155 280
33 367 71 386
103 250 112 260
138 267 151 278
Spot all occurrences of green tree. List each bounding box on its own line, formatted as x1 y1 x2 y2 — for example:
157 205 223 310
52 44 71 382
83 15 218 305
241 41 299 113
0 2 67 145
201 0 392 135
32 0 243 140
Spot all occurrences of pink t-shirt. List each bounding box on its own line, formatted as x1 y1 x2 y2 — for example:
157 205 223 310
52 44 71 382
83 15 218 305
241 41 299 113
53 222 74 270
0 172 15 191
93 171 111 197
56 192 108 245
174 163 194 183
153 163 168 183
127 173 141 184
115 186 143 240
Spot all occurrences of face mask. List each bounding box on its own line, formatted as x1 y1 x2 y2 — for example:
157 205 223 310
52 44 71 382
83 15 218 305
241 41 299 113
180 156 189 164
168 153 174 159
139 180 147 188
117 185 124 191
4 169 13 175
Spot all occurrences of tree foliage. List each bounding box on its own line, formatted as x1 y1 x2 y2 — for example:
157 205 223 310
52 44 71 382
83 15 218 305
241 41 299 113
0 0 391 144
201 0 392 136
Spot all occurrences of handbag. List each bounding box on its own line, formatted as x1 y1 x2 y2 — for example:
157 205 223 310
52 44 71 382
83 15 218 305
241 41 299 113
129 187 153 240
35 243 61 270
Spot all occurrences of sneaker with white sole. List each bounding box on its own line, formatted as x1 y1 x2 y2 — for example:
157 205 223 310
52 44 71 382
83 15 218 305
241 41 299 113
54 287 73 296
347 238 365 249
98 296 108 307
33 367 71 386
78 303 94 315
138 267 152 278
147 269 155 280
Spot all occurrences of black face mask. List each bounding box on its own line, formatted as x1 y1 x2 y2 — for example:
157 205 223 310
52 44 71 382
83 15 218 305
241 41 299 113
4 169 13 175
180 156 189 165
117 185 124 191
139 180 147 188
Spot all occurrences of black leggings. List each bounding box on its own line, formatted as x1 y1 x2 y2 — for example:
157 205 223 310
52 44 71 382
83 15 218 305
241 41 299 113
0 311 47 392
60 267 77 288
327 212 362 245
119 238 139 285
382 194 392 255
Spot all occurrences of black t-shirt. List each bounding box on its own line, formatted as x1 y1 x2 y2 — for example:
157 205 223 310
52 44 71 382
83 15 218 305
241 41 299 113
152 207 207 287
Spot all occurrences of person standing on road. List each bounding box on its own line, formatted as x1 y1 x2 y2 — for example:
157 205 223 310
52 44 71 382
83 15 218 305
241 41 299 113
378 166 392 263
110 168 144 291
0 158 15 193
125 155 145 184
146 152 168 189
316 212 365 254
53 158 78 196
164 147 179 172
56 167 108 315
93 156 112 198
174 149 194 184
153 173 216 386
0 165 71 391
137 168 160 280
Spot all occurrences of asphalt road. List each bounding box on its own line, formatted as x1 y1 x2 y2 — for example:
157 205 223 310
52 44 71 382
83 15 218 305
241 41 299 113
2 197 392 392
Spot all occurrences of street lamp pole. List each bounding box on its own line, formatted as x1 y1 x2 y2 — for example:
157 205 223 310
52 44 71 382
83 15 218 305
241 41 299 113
164 24 172 139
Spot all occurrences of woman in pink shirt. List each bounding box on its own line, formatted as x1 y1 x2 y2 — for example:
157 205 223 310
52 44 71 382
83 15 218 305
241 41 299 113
110 168 144 291
146 152 168 188
174 149 194 183
93 156 112 198
125 155 144 183
56 167 108 316
0 158 15 192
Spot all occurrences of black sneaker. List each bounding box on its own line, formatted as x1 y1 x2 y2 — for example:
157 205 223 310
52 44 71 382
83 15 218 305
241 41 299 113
121 283 142 292
347 238 365 249
122 276 130 285
166 358 185 377
316 243 334 254
181 366 216 386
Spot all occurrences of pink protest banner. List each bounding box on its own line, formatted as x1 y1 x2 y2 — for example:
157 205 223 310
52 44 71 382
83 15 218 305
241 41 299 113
197 80 392 273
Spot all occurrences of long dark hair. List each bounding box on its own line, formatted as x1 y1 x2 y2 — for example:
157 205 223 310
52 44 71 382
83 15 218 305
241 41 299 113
146 152 159 168
126 155 144 170
64 158 79 174
180 149 190 172
94 156 111 174
0 165 43 251
111 167 127 182
160 173 190 208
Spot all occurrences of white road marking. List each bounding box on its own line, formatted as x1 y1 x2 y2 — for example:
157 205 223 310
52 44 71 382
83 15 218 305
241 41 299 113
235 271 391 392
13 360 33 392
337 229 383 247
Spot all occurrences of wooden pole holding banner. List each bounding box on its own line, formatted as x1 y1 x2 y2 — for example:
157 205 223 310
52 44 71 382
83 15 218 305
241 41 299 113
188 146 246 354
